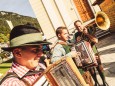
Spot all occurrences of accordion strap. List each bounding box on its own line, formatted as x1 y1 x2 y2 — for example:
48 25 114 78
0 68 44 85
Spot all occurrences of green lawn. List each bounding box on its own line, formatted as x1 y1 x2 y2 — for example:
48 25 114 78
0 63 11 74
0 58 12 79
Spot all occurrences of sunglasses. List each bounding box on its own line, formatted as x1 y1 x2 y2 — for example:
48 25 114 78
21 45 43 54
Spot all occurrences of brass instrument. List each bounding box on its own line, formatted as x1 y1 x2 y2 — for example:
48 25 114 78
71 11 110 39
95 11 110 30
80 11 111 39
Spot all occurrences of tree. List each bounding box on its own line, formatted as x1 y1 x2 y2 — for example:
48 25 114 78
0 33 9 43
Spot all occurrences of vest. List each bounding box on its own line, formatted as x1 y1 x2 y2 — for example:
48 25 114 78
59 42 84 75
0 68 44 86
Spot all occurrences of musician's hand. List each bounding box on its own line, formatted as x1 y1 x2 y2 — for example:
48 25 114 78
83 27 88 34
44 59 51 67
70 51 80 58
76 36 81 42
76 52 81 57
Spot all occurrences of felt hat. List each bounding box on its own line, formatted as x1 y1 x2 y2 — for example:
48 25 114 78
2 24 52 51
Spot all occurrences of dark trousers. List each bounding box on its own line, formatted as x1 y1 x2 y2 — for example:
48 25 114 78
89 54 108 86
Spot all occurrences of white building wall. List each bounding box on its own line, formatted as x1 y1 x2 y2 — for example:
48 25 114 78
89 0 101 13
29 0 80 43
83 0 101 26
29 0 58 44
42 0 65 30
55 0 72 28
60 0 81 33
50 0 66 27
29 0 101 44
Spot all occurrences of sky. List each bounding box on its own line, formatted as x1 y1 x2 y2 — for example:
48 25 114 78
0 0 36 18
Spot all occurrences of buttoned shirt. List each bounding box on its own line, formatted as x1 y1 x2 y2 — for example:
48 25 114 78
1 62 45 86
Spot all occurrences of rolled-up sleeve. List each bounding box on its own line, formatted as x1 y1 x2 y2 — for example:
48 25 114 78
51 44 73 63
51 44 64 63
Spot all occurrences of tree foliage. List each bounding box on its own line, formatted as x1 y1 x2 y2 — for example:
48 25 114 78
0 11 41 43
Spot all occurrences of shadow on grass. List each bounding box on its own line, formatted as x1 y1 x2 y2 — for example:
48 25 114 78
0 63 11 75
0 66 11 68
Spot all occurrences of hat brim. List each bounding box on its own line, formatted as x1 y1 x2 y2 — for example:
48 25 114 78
2 41 52 51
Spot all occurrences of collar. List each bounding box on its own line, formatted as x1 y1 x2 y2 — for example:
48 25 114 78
11 62 40 78
58 40 67 42
58 40 70 44
58 40 70 43
11 62 30 78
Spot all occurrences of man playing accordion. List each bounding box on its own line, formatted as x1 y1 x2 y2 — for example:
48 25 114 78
51 26 94 86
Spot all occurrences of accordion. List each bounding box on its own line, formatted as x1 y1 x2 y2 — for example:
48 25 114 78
74 40 97 68
33 57 89 86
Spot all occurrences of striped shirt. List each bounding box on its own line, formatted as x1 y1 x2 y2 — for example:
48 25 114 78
1 62 46 86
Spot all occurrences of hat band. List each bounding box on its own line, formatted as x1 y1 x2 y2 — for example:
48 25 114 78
10 33 42 47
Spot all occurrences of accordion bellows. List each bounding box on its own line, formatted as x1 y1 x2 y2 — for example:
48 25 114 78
33 57 89 86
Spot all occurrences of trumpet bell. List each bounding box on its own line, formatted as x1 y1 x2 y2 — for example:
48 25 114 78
95 11 110 30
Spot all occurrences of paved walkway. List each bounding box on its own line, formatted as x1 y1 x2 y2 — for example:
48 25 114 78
96 33 115 86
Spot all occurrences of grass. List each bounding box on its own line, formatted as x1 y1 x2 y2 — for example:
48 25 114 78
0 58 12 78
0 63 11 74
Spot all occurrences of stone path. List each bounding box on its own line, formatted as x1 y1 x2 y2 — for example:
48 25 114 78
96 33 115 86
